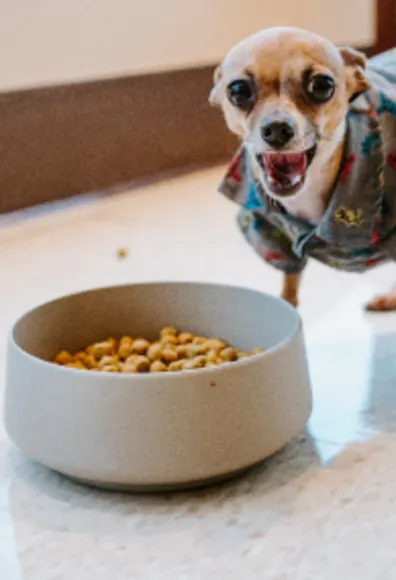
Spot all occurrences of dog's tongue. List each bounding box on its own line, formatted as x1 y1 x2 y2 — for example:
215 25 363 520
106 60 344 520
262 152 307 189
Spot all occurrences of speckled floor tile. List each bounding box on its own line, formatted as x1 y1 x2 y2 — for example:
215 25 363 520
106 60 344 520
1 166 396 579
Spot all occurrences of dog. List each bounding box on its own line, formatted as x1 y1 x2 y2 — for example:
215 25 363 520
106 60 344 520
210 27 396 310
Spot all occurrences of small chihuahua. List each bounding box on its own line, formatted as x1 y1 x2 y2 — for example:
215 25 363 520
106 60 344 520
210 27 396 310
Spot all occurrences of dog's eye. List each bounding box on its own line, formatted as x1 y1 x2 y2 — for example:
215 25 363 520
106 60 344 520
227 79 256 111
305 74 335 103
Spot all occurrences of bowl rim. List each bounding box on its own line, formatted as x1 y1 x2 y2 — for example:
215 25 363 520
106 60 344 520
8 281 302 381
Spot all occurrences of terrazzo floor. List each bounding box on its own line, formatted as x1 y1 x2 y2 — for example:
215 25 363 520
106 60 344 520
1 166 396 579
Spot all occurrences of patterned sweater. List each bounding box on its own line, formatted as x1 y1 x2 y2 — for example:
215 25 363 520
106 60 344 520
219 49 396 274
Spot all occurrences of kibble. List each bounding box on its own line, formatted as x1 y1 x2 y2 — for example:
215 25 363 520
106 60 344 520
118 336 134 359
150 360 168 373
168 360 184 372
89 339 116 359
55 350 73 365
160 334 179 346
121 362 138 373
100 364 119 373
117 247 128 259
66 361 86 370
53 327 263 373
147 342 163 362
160 327 177 338
219 347 238 362
178 332 194 345
161 347 178 363
131 338 150 355
97 355 119 369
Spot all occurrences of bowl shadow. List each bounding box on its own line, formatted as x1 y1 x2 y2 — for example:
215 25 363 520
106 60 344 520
7 429 321 538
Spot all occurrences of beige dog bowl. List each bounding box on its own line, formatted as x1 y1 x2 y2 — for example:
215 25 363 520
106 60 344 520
5 282 312 491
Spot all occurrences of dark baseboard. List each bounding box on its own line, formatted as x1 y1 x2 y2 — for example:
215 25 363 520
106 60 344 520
376 0 396 53
0 46 374 214
0 66 238 214
361 45 376 58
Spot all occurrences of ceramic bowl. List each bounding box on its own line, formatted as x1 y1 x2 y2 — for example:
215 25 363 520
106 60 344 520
5 282 312 490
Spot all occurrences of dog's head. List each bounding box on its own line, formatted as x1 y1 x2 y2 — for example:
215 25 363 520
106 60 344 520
210 27 370 199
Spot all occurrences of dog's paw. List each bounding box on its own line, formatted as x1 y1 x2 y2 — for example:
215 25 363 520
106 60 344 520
365 293 396 312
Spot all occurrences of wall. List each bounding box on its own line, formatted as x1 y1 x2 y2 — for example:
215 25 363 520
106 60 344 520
0 0 374 91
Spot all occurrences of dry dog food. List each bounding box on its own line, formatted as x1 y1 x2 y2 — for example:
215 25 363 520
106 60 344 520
116 247 128 260
54 327 263 373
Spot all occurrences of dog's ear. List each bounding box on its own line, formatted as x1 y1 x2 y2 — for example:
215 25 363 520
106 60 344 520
339 47 371 102
209 66 222 106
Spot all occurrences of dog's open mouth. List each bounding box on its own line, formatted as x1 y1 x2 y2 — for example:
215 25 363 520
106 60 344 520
257 145 317 195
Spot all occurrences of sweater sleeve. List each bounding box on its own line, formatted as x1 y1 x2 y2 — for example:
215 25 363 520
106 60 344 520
219 148 307 274
237 207 308 274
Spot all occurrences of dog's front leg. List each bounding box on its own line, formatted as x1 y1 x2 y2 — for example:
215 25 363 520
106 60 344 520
281 273 302 308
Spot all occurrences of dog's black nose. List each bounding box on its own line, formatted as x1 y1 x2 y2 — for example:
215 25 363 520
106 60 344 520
261 120 295 148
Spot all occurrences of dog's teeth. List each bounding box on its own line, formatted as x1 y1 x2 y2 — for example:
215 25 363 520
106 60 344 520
290 175 302 186
268 176 277 186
